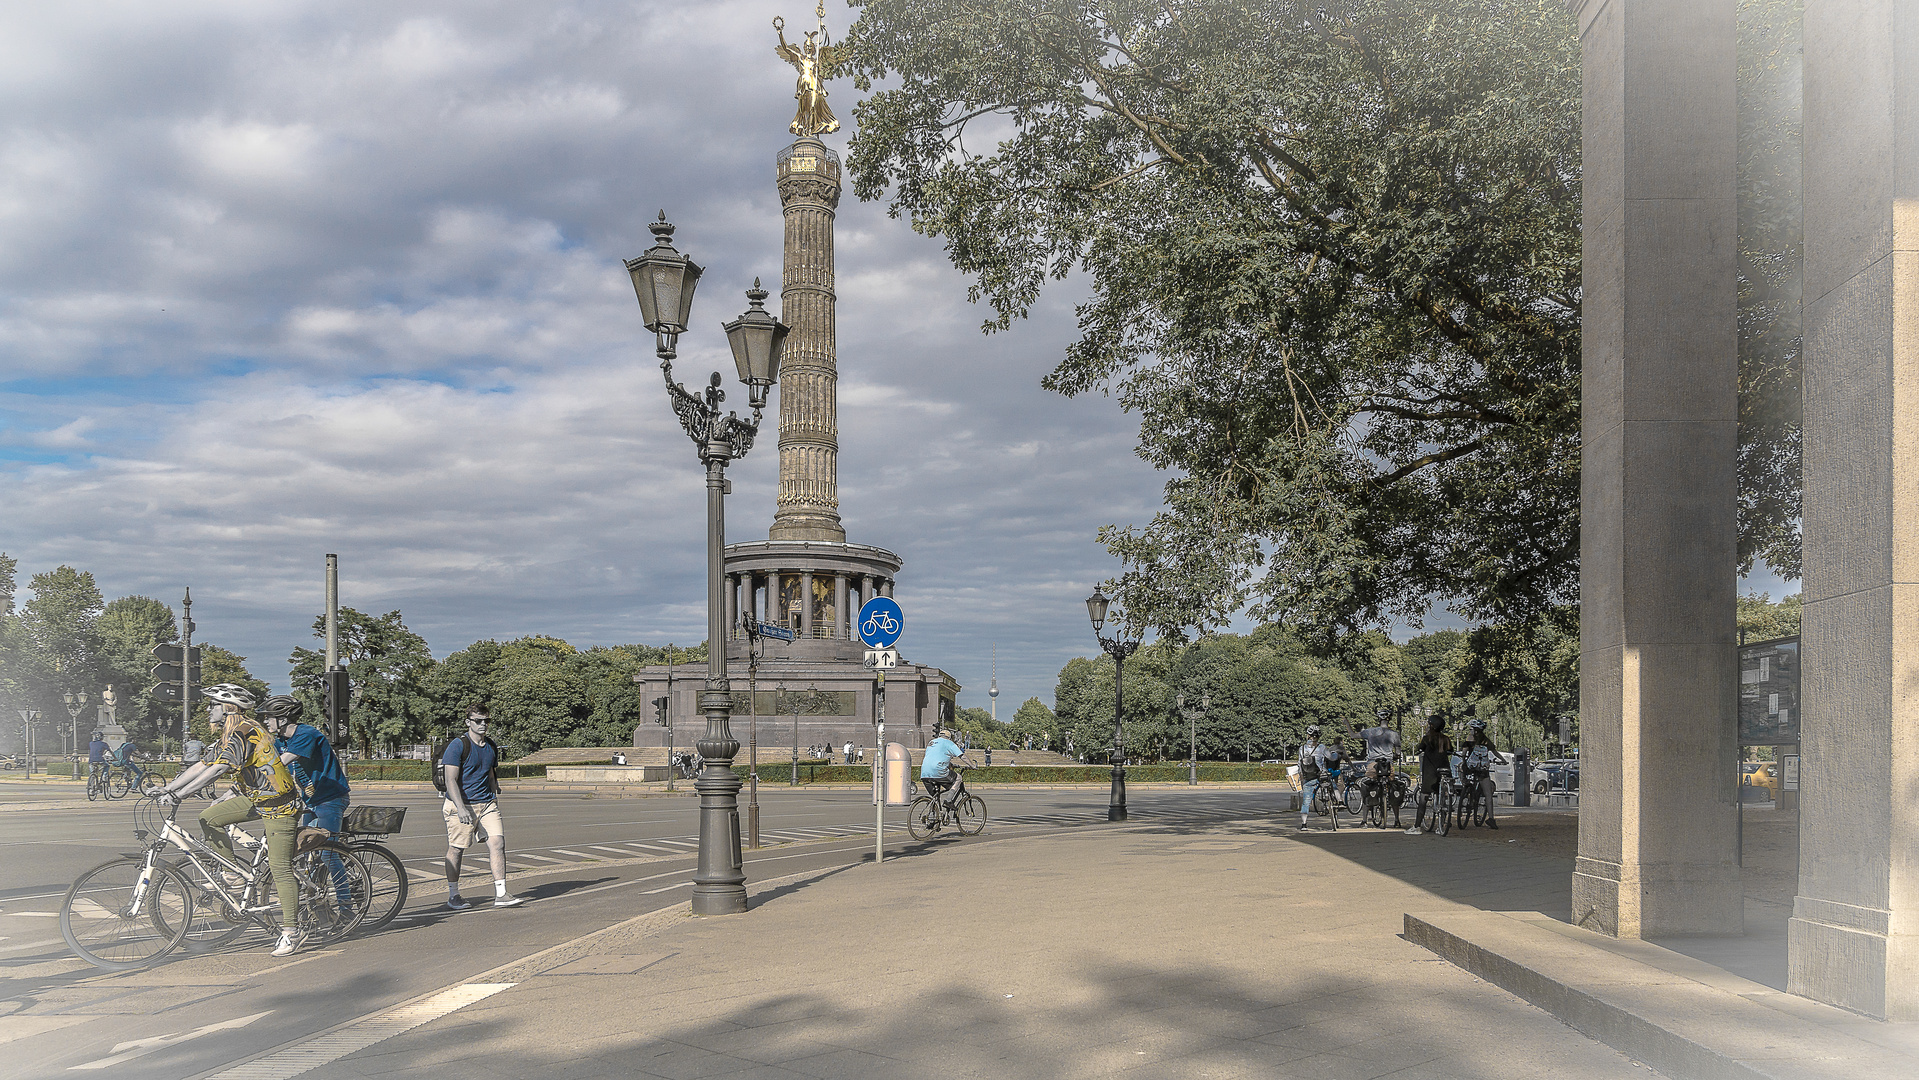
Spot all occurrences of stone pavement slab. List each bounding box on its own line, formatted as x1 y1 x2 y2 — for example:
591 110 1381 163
1407 908 1919 1080
290 820 1656 1080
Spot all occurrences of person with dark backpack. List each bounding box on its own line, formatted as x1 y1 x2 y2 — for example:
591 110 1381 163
439 706 523 910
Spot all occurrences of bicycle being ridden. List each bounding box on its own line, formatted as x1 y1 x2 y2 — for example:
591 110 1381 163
263 693 406 930
103 743 165 800
908 728 986 839
59 789 371 971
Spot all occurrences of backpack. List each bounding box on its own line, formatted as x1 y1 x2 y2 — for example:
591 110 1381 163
432 735 498 798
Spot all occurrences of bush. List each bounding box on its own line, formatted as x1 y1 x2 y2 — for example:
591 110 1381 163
731 764 1294 784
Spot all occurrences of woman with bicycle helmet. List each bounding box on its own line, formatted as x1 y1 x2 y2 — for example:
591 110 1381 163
1459 716 1501 830
156 684 308 955
1406 713 1454 834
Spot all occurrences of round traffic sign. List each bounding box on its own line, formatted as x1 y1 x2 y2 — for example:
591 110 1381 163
858 597 903 648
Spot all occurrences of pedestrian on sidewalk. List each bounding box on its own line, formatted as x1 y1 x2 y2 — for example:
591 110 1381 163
1407 715 1454 834
1297 726 1323 827
442 706 524 910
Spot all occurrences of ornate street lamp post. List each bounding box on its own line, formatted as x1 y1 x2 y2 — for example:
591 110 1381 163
62 691 88 763
627 212 788 916
1177 691 1210 786
1086 588 1142 821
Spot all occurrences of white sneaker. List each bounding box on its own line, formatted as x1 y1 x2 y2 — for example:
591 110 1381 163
1403 826 1422 835
493 894 525 908
270 929 303 957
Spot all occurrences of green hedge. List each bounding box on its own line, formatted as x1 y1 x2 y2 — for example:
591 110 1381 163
732 763 1296 785
342 761 560 781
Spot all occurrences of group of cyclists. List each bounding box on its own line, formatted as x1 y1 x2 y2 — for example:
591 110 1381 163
126 684 353 957
1296 705 1504 833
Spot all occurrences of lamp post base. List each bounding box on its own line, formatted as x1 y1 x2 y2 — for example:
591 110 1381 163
1109 763 1128 821
691 762 747 915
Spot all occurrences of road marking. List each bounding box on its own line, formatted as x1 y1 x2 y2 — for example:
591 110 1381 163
587 845 631 854
548 849 596 859
653 838 697 847
641 881 692 895
201 985 513 1080
69 1011 273 1070
512 853 562 863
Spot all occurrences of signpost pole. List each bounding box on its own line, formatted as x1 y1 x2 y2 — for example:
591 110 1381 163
745 620 760 849
874 667 886 864
180 588 194 754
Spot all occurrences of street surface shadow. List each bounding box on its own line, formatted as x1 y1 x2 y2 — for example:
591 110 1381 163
381 955 1656 1080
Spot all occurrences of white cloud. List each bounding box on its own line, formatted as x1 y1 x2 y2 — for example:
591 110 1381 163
0 0 1170 711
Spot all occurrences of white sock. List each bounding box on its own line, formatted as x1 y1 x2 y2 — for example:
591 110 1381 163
448 882 460 898
494 880 508 898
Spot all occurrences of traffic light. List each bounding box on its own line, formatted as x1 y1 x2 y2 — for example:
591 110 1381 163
323 669 351 741
150 643 201 701
653 696 670 726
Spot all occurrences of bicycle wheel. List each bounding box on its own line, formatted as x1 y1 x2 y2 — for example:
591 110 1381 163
1343 783 1364 816
293 840 372 944
139 771 166 797
86 770 102 802
107 768 131 799
907 797 940 840
61 856 193 971
1437 788 1452 836
956 796 987 836
157 861 255 951
349 841 408 931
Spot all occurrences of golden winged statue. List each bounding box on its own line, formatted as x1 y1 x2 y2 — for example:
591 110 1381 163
774 9 840 137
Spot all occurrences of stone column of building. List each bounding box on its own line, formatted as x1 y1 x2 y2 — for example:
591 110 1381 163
1570 0 1742 937
1789 0 1919 1020
772 137 847 542
834 575 848 639
725 573 739 640
800 571 815 638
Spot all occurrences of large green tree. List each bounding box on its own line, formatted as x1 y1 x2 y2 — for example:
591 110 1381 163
289 608 436 757
1007 696 1060 751
846 0 1802 647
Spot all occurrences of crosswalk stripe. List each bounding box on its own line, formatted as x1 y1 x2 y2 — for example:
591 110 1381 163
548 849 595 859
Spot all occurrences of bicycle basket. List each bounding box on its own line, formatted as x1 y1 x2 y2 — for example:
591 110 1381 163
343 805 406 835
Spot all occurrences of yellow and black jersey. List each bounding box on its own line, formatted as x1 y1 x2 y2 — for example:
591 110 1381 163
214 728 300 816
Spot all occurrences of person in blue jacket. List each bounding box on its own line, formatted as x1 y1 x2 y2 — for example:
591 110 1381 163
261 695 351 835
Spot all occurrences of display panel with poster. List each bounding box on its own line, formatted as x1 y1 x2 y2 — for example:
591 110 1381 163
1739 636 1799 746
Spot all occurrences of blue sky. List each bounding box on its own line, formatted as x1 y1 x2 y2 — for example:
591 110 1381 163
0 1 1796 713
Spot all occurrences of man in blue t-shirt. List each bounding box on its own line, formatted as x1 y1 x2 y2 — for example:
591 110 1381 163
440 707 523 910
919 727 971 805
262 696 351 834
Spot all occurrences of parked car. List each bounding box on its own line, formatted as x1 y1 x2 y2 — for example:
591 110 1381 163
1532 759 1579 794
1743 762 1781 793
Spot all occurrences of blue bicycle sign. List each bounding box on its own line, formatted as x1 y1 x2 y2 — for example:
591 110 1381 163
858 597 904 648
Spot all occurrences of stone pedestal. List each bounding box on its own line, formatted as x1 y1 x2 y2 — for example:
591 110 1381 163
1570 0 1743 937
1787 0 1919 1021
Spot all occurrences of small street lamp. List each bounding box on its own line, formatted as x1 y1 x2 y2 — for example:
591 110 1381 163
1177 691 1210 787
627 212 788 916
17 709 40 776
1086 588 1142 821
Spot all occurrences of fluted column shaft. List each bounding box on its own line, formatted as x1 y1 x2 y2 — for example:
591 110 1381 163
773 138 846 542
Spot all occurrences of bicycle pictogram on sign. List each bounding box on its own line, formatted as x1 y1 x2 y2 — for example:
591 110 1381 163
858 597 904 648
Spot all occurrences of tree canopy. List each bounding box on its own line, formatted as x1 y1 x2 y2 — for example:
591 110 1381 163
845 0 1804 649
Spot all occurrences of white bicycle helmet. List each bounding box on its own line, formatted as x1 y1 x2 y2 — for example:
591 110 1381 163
202 683 257 710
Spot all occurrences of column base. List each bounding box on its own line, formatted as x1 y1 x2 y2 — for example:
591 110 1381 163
1789 897 1919 1020
1574 856 1742 938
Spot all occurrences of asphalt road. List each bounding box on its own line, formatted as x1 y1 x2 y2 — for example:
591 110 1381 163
0 784 1294 1080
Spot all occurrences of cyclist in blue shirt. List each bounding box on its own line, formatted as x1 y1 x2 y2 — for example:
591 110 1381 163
261 696 351 835
919 727 971 806
87 732 109 786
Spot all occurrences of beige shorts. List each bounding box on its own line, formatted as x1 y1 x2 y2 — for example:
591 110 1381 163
443 798 503 848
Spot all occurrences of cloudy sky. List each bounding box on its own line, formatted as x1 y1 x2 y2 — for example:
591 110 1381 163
0 0 1186 712
0 1 1794 714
